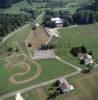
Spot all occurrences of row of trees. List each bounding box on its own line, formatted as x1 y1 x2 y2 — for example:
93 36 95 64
46 1 67 8
73 10 98 24
29 0 51 2
43 9 98 28
20 8 37 20
74 0 98 24
43 10 74 28
79 0 98 11
0 13 30 37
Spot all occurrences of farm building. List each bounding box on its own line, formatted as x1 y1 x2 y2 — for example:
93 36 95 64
59 79 74 93
83 54 93 65
15 93 24 100
32 50 56 59
51 17 64 26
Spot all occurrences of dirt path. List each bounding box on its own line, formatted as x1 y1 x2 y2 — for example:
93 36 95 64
2 24 30 43
4 42 42 84
5 55 42 84
8 63 41 84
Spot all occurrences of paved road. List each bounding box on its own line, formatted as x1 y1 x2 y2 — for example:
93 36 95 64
0 70 80 99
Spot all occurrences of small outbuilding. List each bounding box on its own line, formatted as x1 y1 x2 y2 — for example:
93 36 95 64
51 17 63 26
15 93 24 100
84 54 93 65
59 79 74 94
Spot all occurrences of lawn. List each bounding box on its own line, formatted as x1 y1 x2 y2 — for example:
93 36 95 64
36 59 76 81
50 23 98 68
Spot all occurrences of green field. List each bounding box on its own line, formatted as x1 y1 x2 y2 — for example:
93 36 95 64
0 23 76 95
0 0 97 99
50 23 98 68
1 22 98 98
0 57 75 95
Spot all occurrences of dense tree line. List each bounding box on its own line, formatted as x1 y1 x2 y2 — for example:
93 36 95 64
0 0 23 8
31 0 67 8
73 10 96 24
46 1 67 8
78 0 98 11
73 0 98 24
30 0 51 2
0 13 30 37
43 8 98 28
43 10 74 28
20 8 37 20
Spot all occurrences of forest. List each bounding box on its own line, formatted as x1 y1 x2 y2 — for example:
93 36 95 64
0 0 23 8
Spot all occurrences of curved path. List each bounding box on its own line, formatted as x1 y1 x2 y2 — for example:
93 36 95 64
5 54 26 68
9 63 42 84
5 49 42 84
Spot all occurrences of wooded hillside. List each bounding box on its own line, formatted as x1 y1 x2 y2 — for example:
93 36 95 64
0 0 24 8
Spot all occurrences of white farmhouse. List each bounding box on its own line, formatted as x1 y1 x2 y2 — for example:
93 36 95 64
51 17 63 26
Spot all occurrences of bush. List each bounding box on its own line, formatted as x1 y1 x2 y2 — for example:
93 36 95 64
54 80 60 87
40 44 56 50
7 47 13 52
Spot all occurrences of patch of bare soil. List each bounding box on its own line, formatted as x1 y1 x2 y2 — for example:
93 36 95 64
25 26 49 49
34 87 47 100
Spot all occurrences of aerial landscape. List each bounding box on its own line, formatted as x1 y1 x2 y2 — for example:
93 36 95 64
0 0 98 100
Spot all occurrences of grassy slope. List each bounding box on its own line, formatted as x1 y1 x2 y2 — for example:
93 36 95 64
51 23 98 68
4 25 31 48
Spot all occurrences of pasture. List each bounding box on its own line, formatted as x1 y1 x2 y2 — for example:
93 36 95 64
0 25 76 96
50 23 98 68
